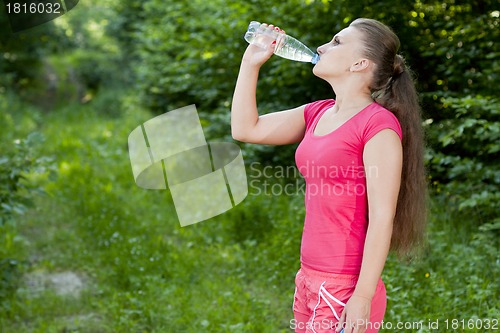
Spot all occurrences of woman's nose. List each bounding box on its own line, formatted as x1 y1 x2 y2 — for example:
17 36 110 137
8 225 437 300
317 45 325 55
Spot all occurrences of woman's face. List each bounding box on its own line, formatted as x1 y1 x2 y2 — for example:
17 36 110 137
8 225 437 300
312 26 367 79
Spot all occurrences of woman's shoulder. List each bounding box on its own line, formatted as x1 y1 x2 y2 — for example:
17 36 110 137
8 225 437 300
359 102 403 142
304 99 335 127
305 99 335 111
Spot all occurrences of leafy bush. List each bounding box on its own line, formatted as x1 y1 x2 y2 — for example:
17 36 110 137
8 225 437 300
425 96 500 230
0 95 56 317
0 131 56 225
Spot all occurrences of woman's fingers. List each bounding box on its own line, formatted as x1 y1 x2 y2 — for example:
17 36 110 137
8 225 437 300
260 23 285 34
256 23 286 51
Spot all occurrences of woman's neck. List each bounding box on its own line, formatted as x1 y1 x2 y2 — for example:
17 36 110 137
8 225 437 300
331 92 374 115
329 78 373 114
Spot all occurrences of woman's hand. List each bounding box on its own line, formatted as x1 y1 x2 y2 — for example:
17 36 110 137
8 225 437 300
336 295 372 333
242 24 284 67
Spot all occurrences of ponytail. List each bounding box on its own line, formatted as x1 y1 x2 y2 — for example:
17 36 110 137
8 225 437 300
350 18 428 258
380 56 427 257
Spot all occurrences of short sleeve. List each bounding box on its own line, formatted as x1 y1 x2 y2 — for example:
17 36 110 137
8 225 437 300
362 110 403 144
303 103 315 130
304 99 335 132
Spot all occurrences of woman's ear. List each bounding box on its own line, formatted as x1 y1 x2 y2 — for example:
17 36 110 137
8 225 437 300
350 58 370 72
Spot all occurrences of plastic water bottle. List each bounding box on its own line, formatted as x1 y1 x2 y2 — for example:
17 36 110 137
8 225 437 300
244 21 320 64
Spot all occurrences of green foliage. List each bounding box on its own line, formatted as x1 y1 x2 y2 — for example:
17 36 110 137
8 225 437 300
0 258 24 315
0 99 56 225
408 1 499 97
426 96 500 229
0 95 53 316
0 3 72 95
0 133 40 223
132 0 359 114
54 1 128 92
1 0 127 106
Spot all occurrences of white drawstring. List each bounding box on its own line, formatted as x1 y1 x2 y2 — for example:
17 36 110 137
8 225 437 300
310 282 325 333
320 285 346 307
311 281 346 332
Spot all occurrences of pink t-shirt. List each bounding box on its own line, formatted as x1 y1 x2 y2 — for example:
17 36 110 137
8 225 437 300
294 99 403 274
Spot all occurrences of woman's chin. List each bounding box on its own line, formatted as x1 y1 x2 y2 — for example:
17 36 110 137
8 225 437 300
312 65 321 77
312 65 327 80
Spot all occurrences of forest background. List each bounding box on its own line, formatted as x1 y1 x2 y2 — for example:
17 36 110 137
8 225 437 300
0 0 498 332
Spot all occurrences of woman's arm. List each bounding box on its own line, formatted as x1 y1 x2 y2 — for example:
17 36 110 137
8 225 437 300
337 129 403 333
356 128 402 298
231 25 306 145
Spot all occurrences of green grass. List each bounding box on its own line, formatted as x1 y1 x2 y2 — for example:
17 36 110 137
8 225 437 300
0 90 498 332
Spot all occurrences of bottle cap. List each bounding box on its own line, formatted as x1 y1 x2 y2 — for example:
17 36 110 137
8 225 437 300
311 53 320 64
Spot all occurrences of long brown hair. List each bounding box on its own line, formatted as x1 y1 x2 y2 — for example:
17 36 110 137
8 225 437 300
350 18 427 257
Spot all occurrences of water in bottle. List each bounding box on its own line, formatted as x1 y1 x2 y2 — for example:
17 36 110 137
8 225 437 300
244 21 320 64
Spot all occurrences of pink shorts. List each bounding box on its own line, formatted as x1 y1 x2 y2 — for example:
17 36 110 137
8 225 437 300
292 265 386 333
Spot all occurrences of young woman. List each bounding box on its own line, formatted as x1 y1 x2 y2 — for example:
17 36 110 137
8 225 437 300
231 18 426 333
